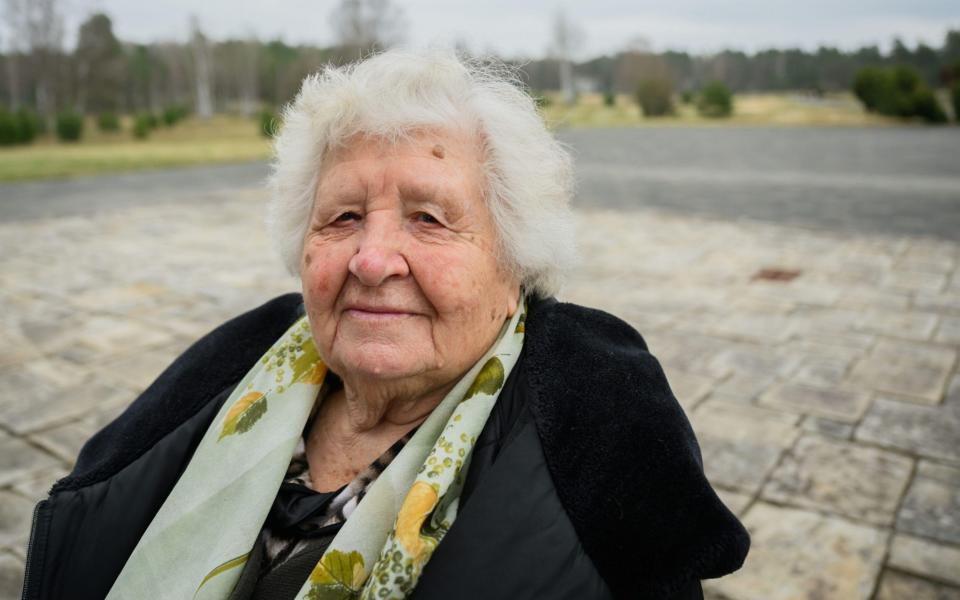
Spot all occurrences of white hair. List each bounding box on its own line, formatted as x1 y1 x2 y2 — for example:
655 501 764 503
267 48 577 297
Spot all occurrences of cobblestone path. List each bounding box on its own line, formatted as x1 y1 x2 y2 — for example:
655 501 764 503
1 189 958 598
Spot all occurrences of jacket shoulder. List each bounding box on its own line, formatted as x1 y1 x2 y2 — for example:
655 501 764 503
53 293 305 493
524 299 749 598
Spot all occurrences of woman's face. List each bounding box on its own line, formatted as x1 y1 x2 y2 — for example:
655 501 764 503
301 129 519 393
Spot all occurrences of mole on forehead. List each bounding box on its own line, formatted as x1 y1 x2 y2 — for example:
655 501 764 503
432 144 445 159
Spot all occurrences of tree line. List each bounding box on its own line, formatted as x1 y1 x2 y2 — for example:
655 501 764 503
1 0 958 121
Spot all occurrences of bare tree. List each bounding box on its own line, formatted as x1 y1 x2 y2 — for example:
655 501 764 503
2 0 25 108
549 8 584 105
25 0 64 115
240 34 259 116
330 0 406 60
190 16 214 118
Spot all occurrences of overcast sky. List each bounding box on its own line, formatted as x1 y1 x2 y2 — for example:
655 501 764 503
65 0 958 58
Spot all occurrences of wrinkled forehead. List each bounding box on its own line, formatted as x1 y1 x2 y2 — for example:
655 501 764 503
319 126 484 171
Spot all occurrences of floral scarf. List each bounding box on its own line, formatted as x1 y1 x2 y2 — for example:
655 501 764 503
107 299 526 600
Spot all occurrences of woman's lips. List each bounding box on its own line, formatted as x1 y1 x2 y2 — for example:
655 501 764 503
343 307 416 320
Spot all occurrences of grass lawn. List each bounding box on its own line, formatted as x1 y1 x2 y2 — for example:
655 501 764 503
1 94 904 183
541 91 898 128
0 115 272 182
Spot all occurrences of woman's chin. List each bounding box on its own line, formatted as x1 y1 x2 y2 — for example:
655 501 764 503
333 346 433 383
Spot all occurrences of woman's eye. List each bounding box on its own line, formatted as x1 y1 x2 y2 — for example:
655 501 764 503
416 212 440 225
334 211 361 223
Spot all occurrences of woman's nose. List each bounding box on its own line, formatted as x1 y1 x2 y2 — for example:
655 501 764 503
347 226 410 286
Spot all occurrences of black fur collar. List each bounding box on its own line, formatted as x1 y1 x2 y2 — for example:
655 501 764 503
524 298 750 598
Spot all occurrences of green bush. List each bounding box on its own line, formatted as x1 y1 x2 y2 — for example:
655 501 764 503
259 109 280 137
636 77 674 117
14 109 39 143
97 112 120 132
680 90 694 104
132 113 153 139
0 109 17 145
697 81 733 118
952 81 960 123
603 92 616 107
55 111 84 142
853 65 946 123
908 89 947 124
162 105 188 126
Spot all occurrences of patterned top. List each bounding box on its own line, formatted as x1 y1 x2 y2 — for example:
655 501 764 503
256 429 414 578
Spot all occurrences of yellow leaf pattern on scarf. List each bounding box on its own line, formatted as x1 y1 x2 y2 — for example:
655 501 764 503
291 341 325 384
218 392 266 441
195 553 249 594
307 550 366 596
394 482 439 561
463 356 504 400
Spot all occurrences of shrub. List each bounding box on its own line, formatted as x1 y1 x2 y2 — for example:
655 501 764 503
14 109 39 143
952 81 960 123
636 77 674 117
97 112 120 132
56 111 84 142
0 109 16 145
697 81 733 118
603 92 616 107
132 113 153 139
853 65 946 123
162 105 188 126
680 90 694 104
908 89 947 124
260 109 280 137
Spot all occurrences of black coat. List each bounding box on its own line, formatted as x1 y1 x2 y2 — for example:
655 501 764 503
21 294 749 600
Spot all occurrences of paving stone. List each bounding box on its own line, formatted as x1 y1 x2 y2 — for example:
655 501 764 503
883 270 947 294
0 432 61 488
802 415 855 439
935 316 960 345
94 344 183 392
856 394 960 463
689 401 800 493
662 369 715 411
710 374 777 404
889 534 960 586
836 287 911 310
0 365 130 433
897 461 960 545
11 466 68 503
791 355 853 387
790 307 865 337
849 339 956 404
915 291 960 316
714 488 753 516
707 503 888 600
762 434 913 525
0 552 25 600
875 570 960 600
29 420 96 464
759 381 872 422
0 491 34 553
708 313 797 343
856 309 940 341
705 346 801 380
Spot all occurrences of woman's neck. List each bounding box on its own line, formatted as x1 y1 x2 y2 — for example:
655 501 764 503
303 380 449 492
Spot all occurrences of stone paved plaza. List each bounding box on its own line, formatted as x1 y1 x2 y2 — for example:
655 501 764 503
1 187 959 598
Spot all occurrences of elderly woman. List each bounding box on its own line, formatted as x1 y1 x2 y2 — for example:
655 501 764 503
22 50 748 600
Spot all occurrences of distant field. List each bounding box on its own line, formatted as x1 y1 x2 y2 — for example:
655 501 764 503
0 115 271 182
0 94 904 182
541 92 898 128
